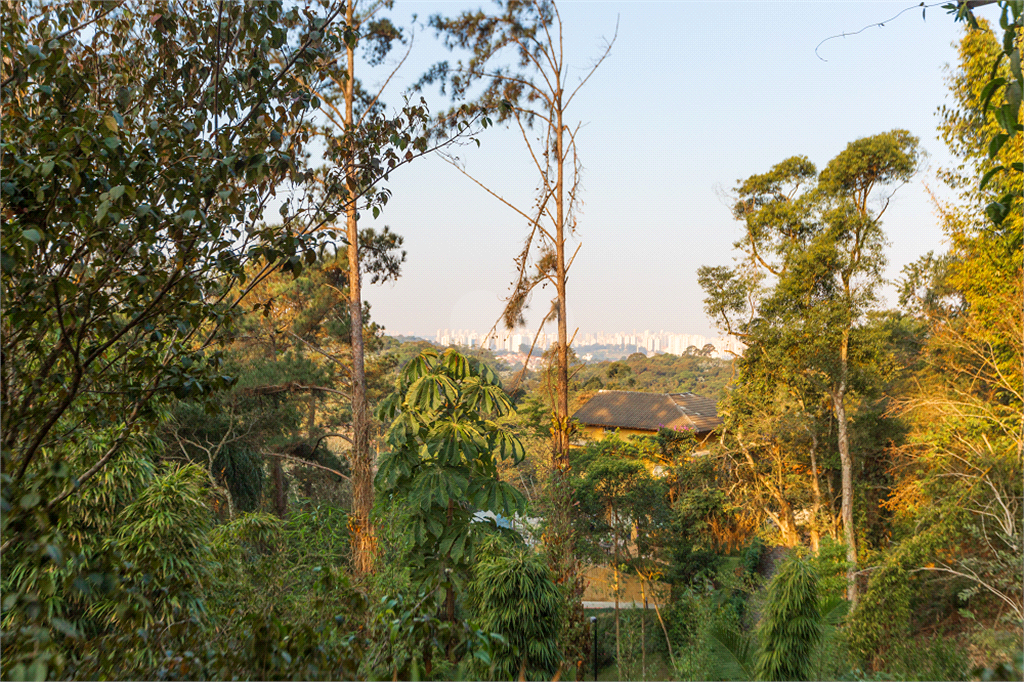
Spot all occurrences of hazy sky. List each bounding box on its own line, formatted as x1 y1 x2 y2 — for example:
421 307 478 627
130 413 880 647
331 1 990 339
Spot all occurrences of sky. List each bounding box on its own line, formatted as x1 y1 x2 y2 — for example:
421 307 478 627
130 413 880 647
318 0 995 339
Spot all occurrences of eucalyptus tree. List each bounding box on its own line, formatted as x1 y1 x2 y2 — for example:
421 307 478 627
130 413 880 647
699 130 920 605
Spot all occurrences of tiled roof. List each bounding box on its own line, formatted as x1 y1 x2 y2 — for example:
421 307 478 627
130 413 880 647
670 393 721 431
572 390 723 434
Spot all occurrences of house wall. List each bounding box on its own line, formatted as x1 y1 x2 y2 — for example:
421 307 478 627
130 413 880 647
580 425 656 440
580 425 719 451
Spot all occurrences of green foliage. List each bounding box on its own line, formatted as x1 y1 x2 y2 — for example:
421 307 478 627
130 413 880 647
701 129 923 602
162 400 268 513
664 450 727 589
0 2 376 674
375 347 527 590
466 539 563 680
879 634 970 681
662 556 849 682
570 434 670 568
1 0 335 497
973 649 1024 682
810 537 852 603
947 1 1023 227
573 353 734 400
864 21 1024 665
707 623 757 682
755 555 824 681
665 585 749 681
743 537 767 577
103 464 214 629
846 560 914 665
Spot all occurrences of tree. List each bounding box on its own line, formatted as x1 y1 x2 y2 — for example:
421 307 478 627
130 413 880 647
947 0 1022 228
0 15 345 665
374 347 526 671
421 0 615 463
0 2 428 674
289 0 494 574
0 0 332 513
856 21 1024 644
419 7 616 662
307 0 408 576
716 378 824 549
571 435 669 678
699 130 921 604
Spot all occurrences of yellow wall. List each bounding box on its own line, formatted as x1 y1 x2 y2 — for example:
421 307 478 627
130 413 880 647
580 425 654 440
581 565 670 604
580 425 718 450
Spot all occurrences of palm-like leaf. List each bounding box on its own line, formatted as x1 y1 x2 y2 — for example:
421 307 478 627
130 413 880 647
706 626 756 681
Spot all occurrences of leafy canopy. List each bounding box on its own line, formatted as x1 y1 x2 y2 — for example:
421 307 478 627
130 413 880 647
375 348 527 586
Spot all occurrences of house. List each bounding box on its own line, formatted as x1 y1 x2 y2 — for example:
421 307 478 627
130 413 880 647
572 390 723 450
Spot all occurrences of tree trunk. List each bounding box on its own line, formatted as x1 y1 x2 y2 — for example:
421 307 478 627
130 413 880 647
809 432 822 554
641 582 647 682
766 507 800 547
613 507 622 681
639 570 676 670
833 330 857 605
783 510 800 547
553 94 569 463
345 0 376 577
272 459 287 518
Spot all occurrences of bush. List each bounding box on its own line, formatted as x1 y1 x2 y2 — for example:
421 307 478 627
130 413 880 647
664 586 745 681
879 634 971 681
810 537 851 603
755 555 822 681
466 540 563 680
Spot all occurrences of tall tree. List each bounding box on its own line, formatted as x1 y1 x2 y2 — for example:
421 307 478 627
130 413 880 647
0 3 448 673
0 0 346 527
0 2 356 675
867 20 1024 635
699 130 920 604
420 0 615 463
325 0 402 577
947 0 1022 229
419 5 616 665
297 1 489 574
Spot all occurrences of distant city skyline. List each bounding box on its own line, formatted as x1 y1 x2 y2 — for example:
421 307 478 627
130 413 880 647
424 327 746 359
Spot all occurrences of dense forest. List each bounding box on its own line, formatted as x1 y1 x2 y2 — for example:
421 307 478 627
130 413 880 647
1 1 1021 681
573 352 734 400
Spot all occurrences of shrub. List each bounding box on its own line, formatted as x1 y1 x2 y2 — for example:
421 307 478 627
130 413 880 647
755 555 823 681
467 540 563 680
